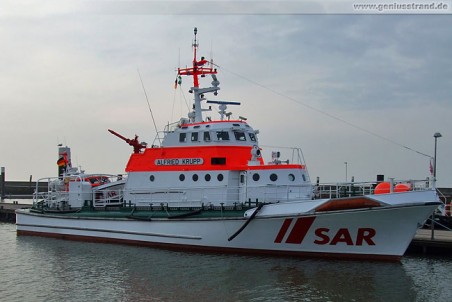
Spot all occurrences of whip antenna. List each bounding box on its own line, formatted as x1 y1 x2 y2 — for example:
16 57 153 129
137 69 161 145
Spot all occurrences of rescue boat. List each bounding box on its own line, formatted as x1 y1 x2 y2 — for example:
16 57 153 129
16 28 441 261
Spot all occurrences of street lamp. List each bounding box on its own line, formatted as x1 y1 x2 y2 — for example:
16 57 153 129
431 132 442 239
344 162 348 182
433 132 442 179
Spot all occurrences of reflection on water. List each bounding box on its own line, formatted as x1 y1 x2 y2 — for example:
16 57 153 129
1 223 451 302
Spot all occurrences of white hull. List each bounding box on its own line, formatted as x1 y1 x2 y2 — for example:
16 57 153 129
16 197 438 261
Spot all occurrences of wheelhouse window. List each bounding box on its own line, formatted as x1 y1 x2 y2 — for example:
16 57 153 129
234 131 246 141
216 131 230 141
179 133 187 143
249 133 256 142
191 132 198 142
203 131 211 142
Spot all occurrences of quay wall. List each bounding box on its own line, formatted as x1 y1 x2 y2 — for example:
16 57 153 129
1 180 48 200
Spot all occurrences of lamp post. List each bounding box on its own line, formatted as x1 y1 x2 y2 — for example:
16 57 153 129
431 132 442 240
344 162 348 182
433 132 442 179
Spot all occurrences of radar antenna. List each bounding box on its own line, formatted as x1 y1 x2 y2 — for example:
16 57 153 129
206 100 241 121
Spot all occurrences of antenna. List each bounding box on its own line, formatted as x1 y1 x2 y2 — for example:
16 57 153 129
177 28 219 123
178 47 181 69
210 39 213 67
137 69 161 145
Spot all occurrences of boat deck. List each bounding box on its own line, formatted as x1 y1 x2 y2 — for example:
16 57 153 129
28 205 251 220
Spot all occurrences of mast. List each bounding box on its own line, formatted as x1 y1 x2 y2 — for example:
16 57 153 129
177 27 220 123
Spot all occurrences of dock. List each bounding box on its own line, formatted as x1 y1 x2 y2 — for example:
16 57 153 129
0 202 28 223
408 229 452 255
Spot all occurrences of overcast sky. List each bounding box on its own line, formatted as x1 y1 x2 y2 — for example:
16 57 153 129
1 2 451 187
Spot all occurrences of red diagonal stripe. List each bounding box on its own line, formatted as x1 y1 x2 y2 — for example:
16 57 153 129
274 218 293 243
285 216 316 244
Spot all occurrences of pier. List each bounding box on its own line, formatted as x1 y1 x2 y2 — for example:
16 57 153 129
0 203 26 223
408 229 452 255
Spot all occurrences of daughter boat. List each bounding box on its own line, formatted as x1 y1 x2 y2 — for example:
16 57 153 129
16 28 440 261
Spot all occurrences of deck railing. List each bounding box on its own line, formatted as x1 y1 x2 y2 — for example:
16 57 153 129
315 178 434 199
33 174 436 209
115 183 314 208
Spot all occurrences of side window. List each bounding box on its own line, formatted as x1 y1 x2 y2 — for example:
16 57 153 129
179 133 186 143
191 132 198 142
249 133 256 142
234 131 246 141
204 131 211 142
216 131 230 141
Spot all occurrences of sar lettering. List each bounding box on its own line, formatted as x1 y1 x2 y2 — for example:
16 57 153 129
314 228 376 246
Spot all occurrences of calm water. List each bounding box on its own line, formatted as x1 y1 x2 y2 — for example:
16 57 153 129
1 223 451 302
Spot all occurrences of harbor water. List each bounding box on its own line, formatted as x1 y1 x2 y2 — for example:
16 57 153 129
1 223 451 302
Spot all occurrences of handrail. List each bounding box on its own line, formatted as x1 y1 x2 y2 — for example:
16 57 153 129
315 179 432 199
118 183 313 207
33 174 435 209
33 173 125 206
436 188 447 203
425 216 452 231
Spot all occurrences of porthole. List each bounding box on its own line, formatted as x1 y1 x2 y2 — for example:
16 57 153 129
252 173 260 181
270 173 278 182
192 174 199 181
205 174 211 181
150 175 155 182
217 174 224 181
288 174 295 181
179 174 185 181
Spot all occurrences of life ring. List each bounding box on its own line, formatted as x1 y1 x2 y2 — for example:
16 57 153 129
374 182 411 194
394 183 411 192
374 182 390 194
